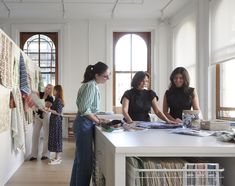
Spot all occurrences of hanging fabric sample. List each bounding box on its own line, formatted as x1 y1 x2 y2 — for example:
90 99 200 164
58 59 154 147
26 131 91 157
12 45 21 87
0 85 11 133
19 52 31 95
0 31 13 88
11 87 26 152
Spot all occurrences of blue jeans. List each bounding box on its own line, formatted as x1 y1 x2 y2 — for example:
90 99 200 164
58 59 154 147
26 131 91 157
70 115 95 186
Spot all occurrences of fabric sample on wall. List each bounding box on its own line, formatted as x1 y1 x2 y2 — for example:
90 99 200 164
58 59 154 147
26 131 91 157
19 52 31 95
12 46 21 87
11 87 26 152
0 32 13 88
0 85 11 133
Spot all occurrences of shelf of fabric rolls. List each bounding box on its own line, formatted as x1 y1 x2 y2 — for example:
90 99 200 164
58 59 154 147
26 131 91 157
126 157 224 186
94 125 235 186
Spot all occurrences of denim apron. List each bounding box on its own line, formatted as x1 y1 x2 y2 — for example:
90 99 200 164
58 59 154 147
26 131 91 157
70 114 95 186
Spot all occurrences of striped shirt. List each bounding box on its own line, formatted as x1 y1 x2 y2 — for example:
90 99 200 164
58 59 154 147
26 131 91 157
76 80 100 116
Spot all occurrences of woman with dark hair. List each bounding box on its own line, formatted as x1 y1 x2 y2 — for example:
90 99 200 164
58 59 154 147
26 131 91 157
70 61 110 186
121 71 175 124
163 67 200 123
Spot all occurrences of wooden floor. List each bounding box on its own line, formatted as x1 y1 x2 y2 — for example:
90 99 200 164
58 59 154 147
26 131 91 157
6 139 75 186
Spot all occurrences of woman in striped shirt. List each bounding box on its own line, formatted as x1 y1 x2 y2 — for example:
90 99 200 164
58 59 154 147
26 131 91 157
70 61 109 186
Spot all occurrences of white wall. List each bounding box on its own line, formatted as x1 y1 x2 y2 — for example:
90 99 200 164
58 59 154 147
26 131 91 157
0 18 163 112
0 124 32 185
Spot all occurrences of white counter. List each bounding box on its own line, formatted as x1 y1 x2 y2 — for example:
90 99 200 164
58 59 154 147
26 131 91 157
95 127 235 186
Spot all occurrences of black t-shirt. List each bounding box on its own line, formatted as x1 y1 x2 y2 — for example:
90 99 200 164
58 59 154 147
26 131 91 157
121 88 158 122
165 87 194 119
36 92 54 119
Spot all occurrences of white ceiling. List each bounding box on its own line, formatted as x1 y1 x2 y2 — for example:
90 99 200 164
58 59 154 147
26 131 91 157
0 0 192 19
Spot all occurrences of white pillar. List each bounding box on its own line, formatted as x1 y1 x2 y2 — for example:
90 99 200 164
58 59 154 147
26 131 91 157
196 0 210 119
157 20 171 108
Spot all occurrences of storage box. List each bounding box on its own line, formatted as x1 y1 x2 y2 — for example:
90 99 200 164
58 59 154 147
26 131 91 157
201 120 230 131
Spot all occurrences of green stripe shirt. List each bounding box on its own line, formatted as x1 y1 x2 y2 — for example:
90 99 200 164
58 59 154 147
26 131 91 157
76 80 100 116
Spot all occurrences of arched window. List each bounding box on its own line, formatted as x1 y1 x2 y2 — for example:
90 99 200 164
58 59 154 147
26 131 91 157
113 32 151 108
20 32 58 86
173 18 196 87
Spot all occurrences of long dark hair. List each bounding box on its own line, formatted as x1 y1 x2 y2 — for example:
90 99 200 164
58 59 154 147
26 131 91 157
54 85 65 106
169 67 191 95
131 71 150 89
82 61 108 83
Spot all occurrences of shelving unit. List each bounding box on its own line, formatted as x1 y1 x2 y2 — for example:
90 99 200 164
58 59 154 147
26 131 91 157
95 126 235 186
126 157 224 186
62 113 76 139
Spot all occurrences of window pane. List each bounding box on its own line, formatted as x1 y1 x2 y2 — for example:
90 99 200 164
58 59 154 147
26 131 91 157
220 59 235 108
23 33 57 86
41 73 55 87
40 35 55 53
115 35 131 71
132 34 147 71
24 34 39 53
115 73 132 106
27 53 39 63
40 68 55 73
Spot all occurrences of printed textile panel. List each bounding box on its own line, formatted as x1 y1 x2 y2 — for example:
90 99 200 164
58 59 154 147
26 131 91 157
0 85 11 133
0 33 13 88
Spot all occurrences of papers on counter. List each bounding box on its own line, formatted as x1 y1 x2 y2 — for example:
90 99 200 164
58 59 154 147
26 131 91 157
171 128 215 137
136 121 182 129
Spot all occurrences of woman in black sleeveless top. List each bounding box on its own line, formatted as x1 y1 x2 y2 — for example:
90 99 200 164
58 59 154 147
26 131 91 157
163 67 200 123
121 71 175 124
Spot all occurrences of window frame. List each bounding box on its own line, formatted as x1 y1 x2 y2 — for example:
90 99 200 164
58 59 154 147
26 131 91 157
20 32 58 85
113 32 151 107
216 63 235 121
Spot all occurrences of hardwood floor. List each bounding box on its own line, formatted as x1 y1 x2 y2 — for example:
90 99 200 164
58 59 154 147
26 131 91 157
6 140 75 186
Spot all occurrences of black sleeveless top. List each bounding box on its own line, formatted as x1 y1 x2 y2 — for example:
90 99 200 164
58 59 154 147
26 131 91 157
121 88 158 121
165 87 194 119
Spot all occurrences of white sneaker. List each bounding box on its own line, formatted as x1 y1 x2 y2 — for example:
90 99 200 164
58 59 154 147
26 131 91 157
48 158 62 165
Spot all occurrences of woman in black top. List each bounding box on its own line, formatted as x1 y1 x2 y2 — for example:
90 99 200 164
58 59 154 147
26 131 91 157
121 71 175 124
163 67 200 123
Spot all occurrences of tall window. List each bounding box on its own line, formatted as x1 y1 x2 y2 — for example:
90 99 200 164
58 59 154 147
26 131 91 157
173 17 196 87
20 32 58 86
211 0 235 120
216 61 235 120
113 32 151 107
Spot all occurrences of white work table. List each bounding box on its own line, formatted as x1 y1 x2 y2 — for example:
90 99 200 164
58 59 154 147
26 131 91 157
95 127 235 186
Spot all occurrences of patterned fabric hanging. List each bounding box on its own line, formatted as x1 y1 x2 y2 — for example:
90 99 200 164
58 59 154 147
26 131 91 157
12 46 21 87
19 52 31 95
11 87 26 152
0 32 13 88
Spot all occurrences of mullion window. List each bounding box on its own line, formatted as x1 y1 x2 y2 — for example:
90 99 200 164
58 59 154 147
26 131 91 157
113 32 151 107
20 32 58 86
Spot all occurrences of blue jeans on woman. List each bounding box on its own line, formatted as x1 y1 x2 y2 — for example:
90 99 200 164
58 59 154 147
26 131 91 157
70 115 95 186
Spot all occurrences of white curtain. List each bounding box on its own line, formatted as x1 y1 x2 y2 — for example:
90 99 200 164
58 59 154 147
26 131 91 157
210 0 235 64
172 15 196 87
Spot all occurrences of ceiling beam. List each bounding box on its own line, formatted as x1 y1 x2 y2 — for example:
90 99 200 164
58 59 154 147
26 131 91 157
111 0 119 19
160 0 174 21
1 0 11 17
3 0 143 5
61 0 65 18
